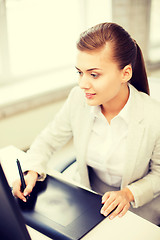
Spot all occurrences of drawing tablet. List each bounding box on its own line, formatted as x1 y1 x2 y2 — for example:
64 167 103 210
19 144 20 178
17 175 105 240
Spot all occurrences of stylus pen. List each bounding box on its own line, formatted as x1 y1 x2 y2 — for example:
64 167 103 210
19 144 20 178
16 159 29 200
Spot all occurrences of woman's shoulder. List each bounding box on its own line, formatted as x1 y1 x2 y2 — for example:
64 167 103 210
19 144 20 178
66 86 89 113
130 84 160 108
130 84 160 121
69 85 84 96
139 90 160 111
68 86 86 104
139 91 160 125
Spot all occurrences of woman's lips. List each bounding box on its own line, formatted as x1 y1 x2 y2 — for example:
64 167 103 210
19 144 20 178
85 93 96 99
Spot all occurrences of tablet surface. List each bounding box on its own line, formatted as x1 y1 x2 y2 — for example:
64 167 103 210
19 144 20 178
17 175 105 240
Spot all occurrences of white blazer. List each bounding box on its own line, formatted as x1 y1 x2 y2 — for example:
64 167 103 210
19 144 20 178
26 84 160 208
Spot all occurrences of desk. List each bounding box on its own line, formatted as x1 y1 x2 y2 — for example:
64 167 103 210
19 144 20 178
1 145 160 240
27 226 52 240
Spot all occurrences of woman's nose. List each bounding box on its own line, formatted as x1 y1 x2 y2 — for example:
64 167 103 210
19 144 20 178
78 76 90 89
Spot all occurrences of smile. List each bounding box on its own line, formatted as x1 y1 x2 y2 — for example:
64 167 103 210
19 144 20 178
85 93 96 99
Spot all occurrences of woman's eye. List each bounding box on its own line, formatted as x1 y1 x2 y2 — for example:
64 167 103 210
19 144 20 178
77 71 83 76
91 73 98 78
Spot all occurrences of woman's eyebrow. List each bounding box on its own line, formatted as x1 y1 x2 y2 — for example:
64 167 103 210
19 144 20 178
75 66 102 71
87 68 102 71
75 66 81 71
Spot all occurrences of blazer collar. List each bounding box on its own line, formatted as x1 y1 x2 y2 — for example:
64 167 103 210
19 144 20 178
127 84 145 123
121 84 145 187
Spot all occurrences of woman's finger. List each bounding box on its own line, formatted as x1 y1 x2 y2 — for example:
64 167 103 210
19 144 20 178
102 191 112 203
108 202 126 219
118 203 130 218
101 198 118 216
12 179 26 202
23 171 38 196
12 170 38 201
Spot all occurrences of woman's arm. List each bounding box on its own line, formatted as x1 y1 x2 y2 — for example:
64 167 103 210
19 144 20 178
127 133 160 208
23 87 79 177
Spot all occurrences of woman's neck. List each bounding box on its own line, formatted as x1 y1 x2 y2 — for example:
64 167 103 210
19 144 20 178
101 84 129 123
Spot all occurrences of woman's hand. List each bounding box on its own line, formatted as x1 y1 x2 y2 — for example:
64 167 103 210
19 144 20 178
12 170 38 202
100 188 134 219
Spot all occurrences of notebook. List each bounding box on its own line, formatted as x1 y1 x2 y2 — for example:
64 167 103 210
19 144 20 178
17 174 105 240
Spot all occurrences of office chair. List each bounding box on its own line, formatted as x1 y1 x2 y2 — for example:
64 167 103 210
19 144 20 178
54 157 77 174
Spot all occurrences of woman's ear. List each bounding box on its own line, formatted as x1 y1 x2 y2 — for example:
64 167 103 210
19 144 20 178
121 65 132 83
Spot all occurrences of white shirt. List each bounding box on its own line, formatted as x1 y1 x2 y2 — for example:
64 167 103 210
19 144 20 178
86 86 131 187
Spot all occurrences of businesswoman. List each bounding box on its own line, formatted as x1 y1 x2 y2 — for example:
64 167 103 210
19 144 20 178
13 22 160 225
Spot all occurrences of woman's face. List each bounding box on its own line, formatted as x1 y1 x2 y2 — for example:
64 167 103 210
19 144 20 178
76 44 129 109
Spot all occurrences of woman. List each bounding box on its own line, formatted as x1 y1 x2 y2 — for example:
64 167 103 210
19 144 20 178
13 22 160 225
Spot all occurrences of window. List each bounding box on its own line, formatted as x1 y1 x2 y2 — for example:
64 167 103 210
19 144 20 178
0 0 84 84
148 0 160 65
0 0 112 86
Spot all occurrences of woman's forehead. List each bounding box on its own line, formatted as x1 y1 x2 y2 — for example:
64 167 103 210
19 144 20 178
76 44 115 70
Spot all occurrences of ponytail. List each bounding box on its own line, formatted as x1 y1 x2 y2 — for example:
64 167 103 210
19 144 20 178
129 43 150 95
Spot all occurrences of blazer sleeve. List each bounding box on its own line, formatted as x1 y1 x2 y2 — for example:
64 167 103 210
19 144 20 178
23 87 78 178
127 110 160 208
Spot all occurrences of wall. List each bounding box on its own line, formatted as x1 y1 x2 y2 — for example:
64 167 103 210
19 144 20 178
112 0 151 63
0 99 65 150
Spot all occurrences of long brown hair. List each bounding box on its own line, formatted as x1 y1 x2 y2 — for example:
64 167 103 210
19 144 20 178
77 22 150 95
